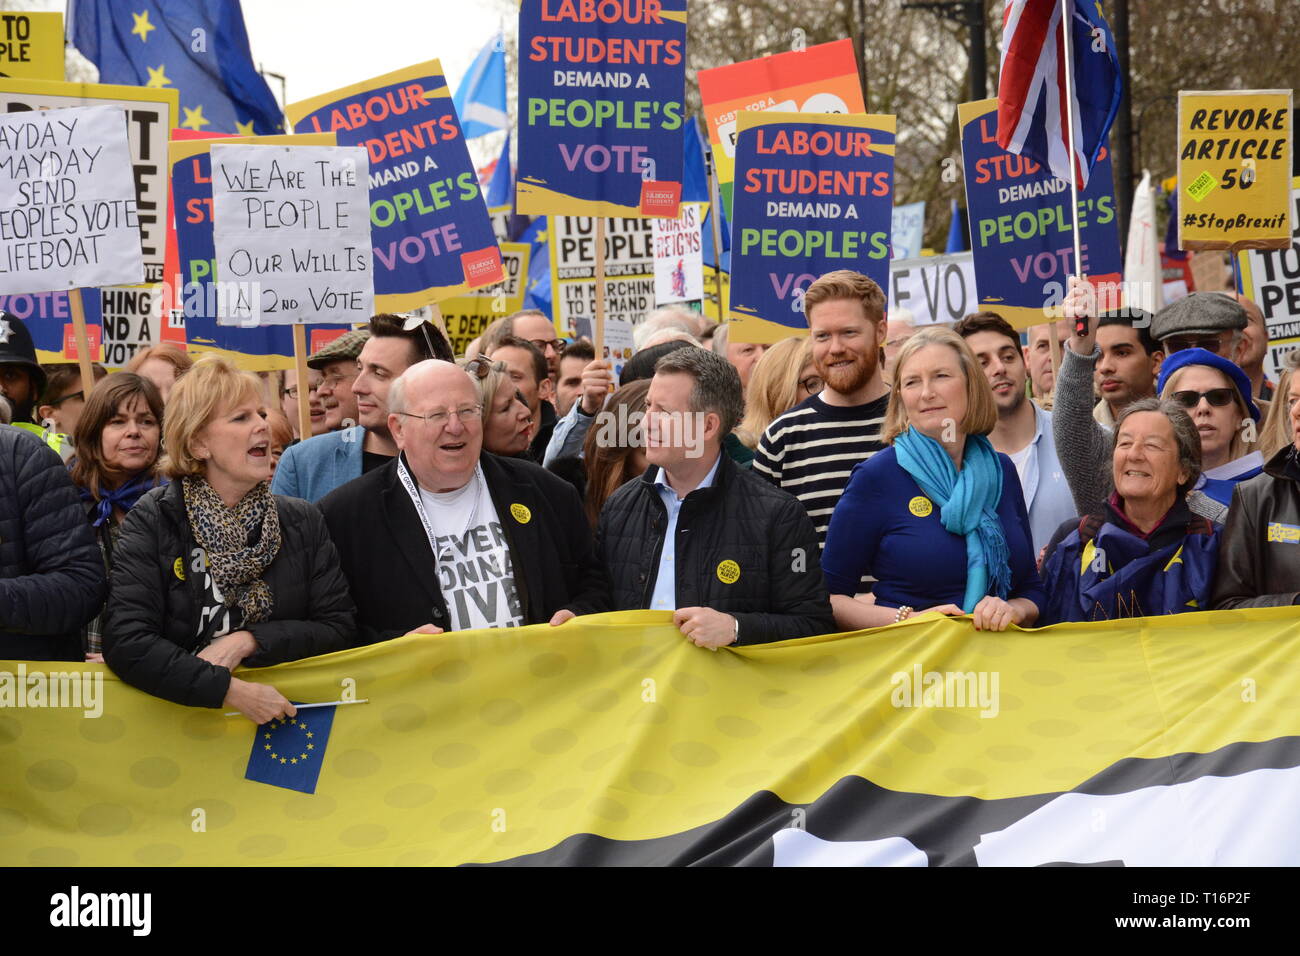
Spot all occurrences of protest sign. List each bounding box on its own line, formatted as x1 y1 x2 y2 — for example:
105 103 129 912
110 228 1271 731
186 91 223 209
549 215 654 336
170 132 347 370
653 201 703 304
516 0 687 218
892 200 926 259
438 241 530 356
0 11 63 81
0 289 102 364
1177 90 1293 252
889 252 977 327
99 284 161 368
959 99 1123 330
0 79 178 282
728 111 895 344
211 143 373 326
287 60 503 310
702 264 730 320
1240 175 1300 378
698 39 864 214
0 105 143 294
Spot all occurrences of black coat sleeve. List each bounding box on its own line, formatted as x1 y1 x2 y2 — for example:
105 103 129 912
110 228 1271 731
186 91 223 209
732 495 836 644
1212 482 1300 609
557 483 611 617
104 498 232 708
245 503 357 663
0 436 106 637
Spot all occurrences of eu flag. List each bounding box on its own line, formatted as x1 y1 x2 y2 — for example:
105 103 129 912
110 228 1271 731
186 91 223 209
68 0 282 135
244 706 336 794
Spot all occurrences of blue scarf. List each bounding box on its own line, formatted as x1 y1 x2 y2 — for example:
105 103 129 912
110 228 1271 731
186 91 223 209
893 428 1011 612
79 472 160 528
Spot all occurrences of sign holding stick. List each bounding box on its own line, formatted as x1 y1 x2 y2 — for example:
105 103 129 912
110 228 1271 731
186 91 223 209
0 104 144 386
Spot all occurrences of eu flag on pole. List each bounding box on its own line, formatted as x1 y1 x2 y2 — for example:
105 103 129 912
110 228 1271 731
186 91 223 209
68 0 283 135
244 706 336 794
996 0 1122 189
453 34 508 139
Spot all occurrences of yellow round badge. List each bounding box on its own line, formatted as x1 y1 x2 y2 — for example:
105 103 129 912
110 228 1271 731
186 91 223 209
716 560 741 584
510 503 531 524
172 557 186 581
908 496 933 518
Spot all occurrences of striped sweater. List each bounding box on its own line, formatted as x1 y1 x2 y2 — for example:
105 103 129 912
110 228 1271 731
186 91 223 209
752 393 889 551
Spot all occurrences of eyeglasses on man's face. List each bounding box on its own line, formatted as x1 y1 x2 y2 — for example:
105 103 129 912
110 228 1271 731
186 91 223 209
282 384 320 399
528 338 566 356
395 405 484 429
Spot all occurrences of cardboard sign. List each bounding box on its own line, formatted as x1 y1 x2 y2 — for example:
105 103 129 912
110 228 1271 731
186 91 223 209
1240 176 1300 379
211 143 373 325
698 39 863 214
728 111 895 344
0 289 102 363
438 242 531 356
169 132 350 370
0 11 63 81
653 201 703 304
0 105 144 294
1177 90 1293 252
959 99 1123 330
98 284 162 367
516 0 687 217
0 79 179 282
287 60 504 310
548 215 654 346
889 252 977 327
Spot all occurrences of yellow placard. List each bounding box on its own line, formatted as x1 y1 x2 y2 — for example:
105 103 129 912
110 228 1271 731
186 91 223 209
0 11 63 81
1177 90 1293 251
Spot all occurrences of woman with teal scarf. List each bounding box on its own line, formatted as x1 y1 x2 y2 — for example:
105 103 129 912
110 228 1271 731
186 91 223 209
823 327 1044 631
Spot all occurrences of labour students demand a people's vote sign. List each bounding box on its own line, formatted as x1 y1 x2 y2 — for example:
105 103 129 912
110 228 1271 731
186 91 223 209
516 0 686 218
211 144 373 326
0 104 143 294
287 61 504 311
959 98 1122 330
728 111 895 344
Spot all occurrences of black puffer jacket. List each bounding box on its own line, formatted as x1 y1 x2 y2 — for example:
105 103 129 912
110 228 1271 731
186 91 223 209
104 481 356 708
1213 447 1300 609
572 452 835 643
0 426 106 660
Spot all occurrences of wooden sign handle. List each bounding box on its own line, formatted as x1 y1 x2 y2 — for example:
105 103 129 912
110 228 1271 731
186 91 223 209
593 217 607 360
292 323 312 440
67 288 95 399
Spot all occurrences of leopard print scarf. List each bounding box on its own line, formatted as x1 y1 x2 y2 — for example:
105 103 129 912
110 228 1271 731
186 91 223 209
181 476 281 625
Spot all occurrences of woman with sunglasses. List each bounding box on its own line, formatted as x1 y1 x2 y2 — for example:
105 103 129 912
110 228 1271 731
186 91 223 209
463 356 534 457
1156 348 1262 510
1214 368 1300 608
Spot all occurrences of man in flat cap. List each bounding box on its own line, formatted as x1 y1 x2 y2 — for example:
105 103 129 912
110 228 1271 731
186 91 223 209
310 328 368 432
1150 292 1248 362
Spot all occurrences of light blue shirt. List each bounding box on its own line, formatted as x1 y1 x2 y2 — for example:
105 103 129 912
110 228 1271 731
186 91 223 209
648 453 723 611
1019 405 1077 556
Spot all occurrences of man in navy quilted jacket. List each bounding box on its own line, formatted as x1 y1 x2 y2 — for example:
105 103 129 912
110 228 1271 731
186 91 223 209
0 417 106 660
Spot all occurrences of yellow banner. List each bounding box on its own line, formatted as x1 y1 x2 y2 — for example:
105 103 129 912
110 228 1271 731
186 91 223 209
4 608 1299 865
1177 90 1293 251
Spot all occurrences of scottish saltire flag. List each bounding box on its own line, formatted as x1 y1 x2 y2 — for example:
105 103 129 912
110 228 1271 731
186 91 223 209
453 34 508 138
485 131 513 208
68 0 282 135
244 706 336 794
996 0 1122 189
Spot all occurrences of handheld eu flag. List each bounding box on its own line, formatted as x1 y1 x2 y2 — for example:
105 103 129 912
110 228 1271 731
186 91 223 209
244 706 336 794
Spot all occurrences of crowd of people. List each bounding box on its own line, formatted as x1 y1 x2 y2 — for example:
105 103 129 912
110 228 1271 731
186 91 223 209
3 266 1299 722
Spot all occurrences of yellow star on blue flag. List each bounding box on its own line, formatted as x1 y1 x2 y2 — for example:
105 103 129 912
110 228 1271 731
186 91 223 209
131 9 154 42
245 707 337 793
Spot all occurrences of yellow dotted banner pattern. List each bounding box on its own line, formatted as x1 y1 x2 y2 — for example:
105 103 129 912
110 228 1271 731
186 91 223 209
3 607 1299 865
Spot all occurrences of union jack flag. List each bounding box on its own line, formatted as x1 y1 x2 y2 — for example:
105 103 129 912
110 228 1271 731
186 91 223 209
996 0 1123 189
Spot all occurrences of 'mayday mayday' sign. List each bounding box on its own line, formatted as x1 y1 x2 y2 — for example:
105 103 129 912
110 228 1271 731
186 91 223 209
698 39 864 215
0 105 143 294
286 61 503 311
517 0 686 217
959 98 1122 330
728 111 895 344
1177 89 1293 252
211 144 373 326
0 78 178 284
